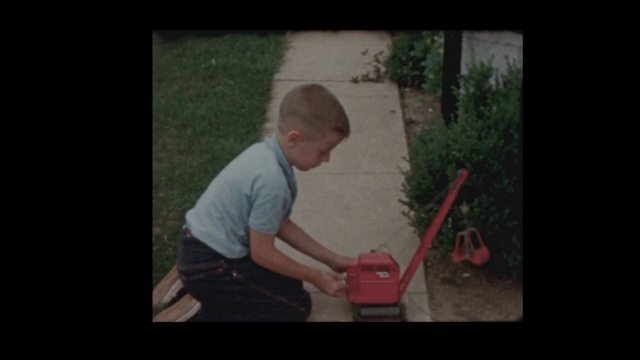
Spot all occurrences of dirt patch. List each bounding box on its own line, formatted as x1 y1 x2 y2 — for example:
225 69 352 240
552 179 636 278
399 87 523 322
424 250 523 321
401 87 442 149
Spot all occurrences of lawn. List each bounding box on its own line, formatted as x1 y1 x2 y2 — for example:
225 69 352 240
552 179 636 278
152 32 287 287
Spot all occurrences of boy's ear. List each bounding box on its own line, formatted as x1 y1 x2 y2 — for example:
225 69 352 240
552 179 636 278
286 130 301 146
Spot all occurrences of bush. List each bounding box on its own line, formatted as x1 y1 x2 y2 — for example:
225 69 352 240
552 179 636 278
384 31 443 95
400 57 522 279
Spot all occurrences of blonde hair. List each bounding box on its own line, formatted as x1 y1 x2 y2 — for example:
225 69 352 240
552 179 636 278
278 84 350 140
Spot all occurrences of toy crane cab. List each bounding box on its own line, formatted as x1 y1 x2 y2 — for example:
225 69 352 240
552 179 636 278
346 168 469 321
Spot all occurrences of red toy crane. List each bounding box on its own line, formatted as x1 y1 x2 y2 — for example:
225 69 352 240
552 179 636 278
346 168 469 321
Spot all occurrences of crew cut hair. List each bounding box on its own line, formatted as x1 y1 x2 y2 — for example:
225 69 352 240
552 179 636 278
278 83 350 139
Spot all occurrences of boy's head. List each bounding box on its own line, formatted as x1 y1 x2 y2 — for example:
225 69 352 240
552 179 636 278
276 84 350 171
278 83 350 139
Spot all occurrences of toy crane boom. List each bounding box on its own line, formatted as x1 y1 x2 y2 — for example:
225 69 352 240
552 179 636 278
397 168 468 299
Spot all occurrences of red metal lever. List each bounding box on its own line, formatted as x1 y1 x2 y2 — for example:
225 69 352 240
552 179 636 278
398 168 468 299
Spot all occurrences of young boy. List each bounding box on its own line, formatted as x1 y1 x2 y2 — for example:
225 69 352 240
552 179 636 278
177 83 353 321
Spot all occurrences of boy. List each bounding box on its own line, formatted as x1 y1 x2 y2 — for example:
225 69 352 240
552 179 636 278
176 83 353 321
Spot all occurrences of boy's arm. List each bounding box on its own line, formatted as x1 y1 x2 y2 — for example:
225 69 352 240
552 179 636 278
275 219 354 274
249 228 347 296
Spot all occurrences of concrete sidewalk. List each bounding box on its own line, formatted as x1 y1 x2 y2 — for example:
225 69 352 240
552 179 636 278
261 31 431 321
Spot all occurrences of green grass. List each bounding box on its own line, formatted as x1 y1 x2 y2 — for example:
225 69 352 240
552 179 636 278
152 32 287 288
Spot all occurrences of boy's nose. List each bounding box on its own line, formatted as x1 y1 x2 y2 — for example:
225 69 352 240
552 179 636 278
323 153 330 163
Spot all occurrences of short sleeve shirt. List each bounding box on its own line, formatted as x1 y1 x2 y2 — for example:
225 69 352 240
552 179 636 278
185 136 297 258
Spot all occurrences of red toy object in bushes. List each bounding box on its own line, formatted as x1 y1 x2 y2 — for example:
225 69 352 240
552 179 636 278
451 227 490 265
347 168 469 307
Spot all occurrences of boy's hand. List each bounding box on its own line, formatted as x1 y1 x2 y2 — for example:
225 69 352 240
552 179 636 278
313 271 348 297
328 255 356 274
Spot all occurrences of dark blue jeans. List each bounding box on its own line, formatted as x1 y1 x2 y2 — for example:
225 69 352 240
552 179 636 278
177 228 312 322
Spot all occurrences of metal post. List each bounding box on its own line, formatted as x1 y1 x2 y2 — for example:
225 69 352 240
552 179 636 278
441 30 463 127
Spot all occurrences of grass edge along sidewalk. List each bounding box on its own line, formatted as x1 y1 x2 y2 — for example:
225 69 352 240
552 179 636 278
152 33 288 295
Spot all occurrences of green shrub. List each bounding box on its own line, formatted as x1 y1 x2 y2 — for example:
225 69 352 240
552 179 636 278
400 57 522 279
384 31 443 95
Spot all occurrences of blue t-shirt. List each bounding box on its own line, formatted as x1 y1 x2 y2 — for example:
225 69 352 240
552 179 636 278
185 136 297 259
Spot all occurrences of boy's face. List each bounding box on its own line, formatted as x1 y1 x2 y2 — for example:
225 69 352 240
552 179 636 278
290 132 345 172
